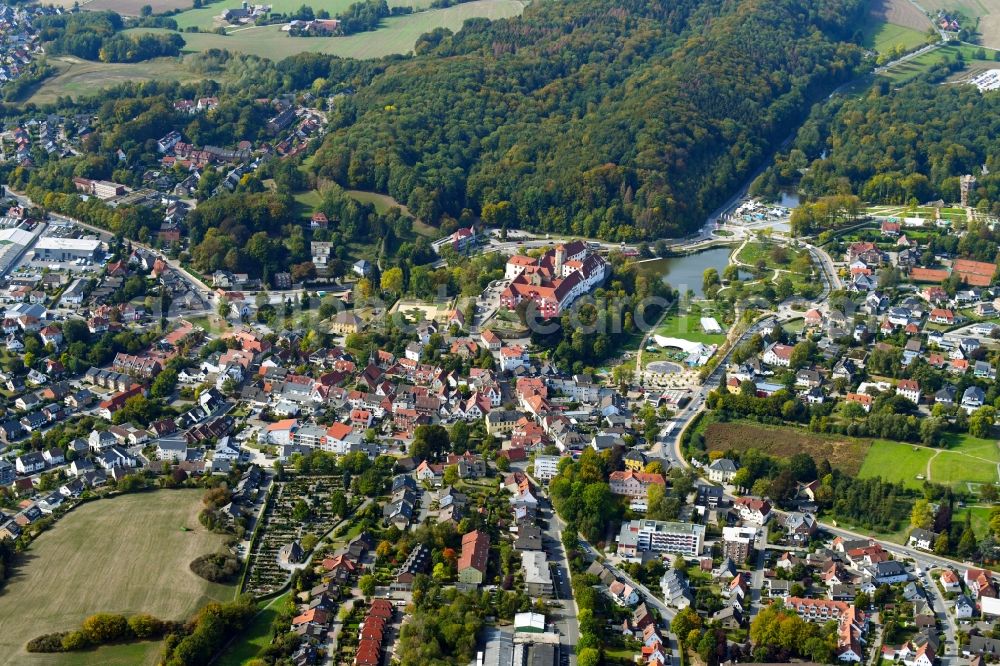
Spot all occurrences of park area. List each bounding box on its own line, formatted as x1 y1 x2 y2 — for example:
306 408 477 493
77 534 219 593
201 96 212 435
0 490 236 666
126 0 526 60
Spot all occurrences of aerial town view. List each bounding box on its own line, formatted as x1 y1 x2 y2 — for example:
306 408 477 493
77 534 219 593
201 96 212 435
8 0 1000 665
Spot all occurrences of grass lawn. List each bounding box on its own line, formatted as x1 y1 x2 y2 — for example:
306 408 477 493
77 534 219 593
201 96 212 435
216 591 292 666
0 490 237 666
295 187 438 237
862 20 929 54
346 190 408 215
13 641 164 666
941 432 1000 461
932 453 999 487
293 189 323 213
128 0 526 59
653 303 727 346
966 505 993 540
783 318 804 334
859 440 936 489
859 434 1000 490
24 56 210 105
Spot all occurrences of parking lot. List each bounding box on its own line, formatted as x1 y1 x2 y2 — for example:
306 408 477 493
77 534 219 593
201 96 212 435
472 279 507 330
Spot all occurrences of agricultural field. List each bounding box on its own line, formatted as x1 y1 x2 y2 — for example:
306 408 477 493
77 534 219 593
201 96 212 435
170 0 433 32
869 0 935 32
127 0 525 59
23 56 210 106
0 490 236 666
920 0 994 20
46 0 193 14
862 20 932 54
702 421 872 475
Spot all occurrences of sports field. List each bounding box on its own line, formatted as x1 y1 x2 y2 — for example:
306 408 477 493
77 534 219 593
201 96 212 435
128 1 525 59
24 56 209 105
0 490 237 666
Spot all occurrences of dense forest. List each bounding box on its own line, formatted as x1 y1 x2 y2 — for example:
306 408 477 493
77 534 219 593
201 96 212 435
309 0 867 240
755 78 1000 218
35 12 184 63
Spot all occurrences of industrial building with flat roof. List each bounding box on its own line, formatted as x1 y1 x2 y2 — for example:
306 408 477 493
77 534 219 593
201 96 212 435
616 519 705 559
33 237 102 262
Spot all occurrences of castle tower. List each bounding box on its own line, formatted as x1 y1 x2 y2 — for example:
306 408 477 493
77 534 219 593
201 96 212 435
554 245 565 276
961 174 977 207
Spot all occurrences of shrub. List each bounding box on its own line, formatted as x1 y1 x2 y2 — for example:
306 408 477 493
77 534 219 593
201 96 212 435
128 613 165 639
26 632 68 653
61 630 91 651
81 613 130 644
162 595 257 666
190 552 240 583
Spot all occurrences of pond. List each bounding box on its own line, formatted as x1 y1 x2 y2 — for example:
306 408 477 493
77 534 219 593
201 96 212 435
778 189 801 208
636 246 735 297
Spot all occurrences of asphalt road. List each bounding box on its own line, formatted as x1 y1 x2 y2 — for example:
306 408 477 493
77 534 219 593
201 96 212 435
539 495 580 666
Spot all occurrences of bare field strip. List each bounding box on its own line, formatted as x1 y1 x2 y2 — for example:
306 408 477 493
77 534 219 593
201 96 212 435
980 14 1000 48
0 490 236 666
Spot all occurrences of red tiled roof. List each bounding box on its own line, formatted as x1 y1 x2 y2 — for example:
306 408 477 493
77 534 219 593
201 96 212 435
458 529 490 573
